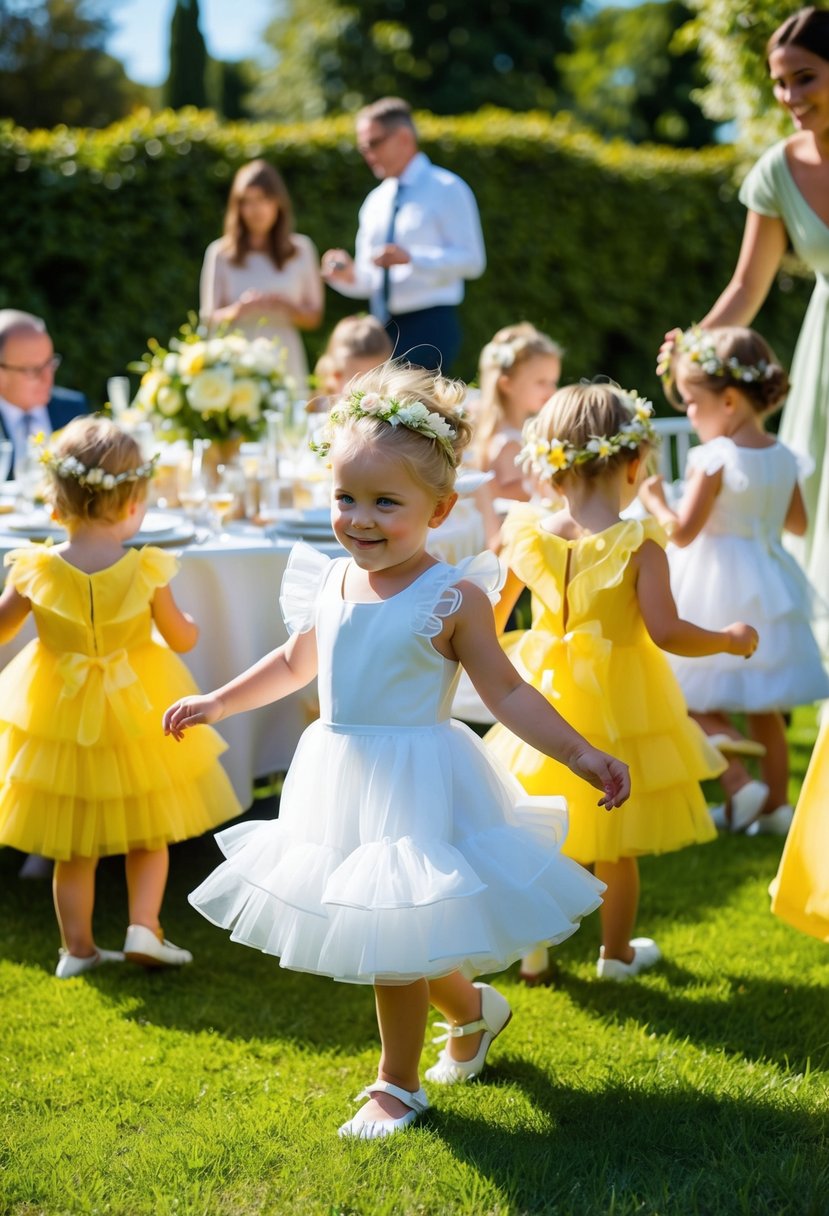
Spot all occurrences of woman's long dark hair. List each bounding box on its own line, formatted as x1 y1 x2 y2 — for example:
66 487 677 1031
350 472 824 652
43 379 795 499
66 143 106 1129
768 7 829 66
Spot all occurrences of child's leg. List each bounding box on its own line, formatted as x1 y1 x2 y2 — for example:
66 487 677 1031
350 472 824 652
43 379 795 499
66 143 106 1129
352 979 430 1123
748 711 788 809
428 972 484 1062
125 846 169 930
594 857 639 962
53 857 98 957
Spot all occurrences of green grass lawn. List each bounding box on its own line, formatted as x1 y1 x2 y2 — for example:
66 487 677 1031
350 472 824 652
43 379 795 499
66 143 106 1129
1 715 827 1216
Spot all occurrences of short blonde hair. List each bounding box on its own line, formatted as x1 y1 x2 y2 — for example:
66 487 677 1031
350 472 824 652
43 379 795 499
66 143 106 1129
315 315 393 385
45 416 151 524
532 382 651 486
328 360 473 500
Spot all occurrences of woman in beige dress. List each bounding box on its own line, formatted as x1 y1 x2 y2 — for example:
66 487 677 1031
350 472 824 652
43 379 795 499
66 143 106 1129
200 160 323 392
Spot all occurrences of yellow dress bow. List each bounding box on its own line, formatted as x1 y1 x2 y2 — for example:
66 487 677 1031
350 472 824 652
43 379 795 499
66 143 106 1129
511 621 618 742
56 649 152 746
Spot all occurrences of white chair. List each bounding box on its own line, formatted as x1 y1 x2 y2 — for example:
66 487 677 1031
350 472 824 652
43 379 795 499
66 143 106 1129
652 416 696 482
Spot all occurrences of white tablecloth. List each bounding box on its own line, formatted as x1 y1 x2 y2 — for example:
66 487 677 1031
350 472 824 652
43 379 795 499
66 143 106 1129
0 502 485 806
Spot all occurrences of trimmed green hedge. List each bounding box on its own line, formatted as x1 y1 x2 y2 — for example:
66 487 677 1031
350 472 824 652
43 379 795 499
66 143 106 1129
0 107 811 411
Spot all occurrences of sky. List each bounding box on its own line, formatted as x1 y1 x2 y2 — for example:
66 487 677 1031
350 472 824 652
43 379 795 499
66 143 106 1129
107 0 275 86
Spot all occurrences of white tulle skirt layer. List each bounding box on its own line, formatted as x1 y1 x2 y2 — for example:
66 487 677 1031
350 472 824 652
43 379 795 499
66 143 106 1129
189 718 604 984
668 533 829 712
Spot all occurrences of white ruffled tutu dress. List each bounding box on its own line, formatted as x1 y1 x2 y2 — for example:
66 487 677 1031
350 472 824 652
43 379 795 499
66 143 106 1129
189 542 604 985
667 438 829 712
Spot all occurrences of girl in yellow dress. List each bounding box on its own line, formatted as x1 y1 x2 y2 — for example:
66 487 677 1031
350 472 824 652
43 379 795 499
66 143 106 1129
0 417 240 977
770 715 829 942
486 383 758 981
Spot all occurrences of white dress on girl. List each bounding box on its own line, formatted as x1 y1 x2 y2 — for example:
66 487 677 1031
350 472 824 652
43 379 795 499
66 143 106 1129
666 437 829 712
189 543 604 984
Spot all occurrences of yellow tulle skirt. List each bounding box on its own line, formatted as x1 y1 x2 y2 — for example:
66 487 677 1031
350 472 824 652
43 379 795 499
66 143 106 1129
0 639 241 860
770 717 829 942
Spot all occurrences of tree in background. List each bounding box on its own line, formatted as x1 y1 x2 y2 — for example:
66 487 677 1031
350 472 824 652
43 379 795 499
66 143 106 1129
164 0 208 110
0 0 147 128
251 0 581 120
558 1 717 147
676 0 795 152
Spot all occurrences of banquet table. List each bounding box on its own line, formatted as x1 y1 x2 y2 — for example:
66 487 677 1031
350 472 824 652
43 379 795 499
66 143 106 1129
0 499 486 807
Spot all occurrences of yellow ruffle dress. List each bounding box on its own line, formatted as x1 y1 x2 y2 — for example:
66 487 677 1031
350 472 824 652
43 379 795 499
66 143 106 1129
486 507 724 864
0 545 241 860
770 716 829 941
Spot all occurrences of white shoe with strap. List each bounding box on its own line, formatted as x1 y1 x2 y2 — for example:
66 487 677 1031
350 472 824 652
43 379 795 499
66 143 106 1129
337 1079 429 1139
424 982 512 1085
123 924 192 967
55 947 125 979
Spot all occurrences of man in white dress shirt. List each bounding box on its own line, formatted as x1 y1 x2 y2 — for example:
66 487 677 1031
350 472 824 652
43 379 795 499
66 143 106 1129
322 97 486 372
0 310 87 478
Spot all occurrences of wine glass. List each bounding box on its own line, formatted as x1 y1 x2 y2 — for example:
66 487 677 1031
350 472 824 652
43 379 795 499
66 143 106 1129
106 376 131 419
207 466 237 540
176 442 208 522
0 440 12 484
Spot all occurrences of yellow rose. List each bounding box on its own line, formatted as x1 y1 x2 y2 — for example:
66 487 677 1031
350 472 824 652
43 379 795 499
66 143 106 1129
137 368 169 407
228 378 263 421
177 342 207 377
156 386 184 417
186 368 233 413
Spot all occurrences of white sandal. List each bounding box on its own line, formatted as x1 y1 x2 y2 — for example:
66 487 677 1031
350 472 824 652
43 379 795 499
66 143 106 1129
425 982 512 1085
337 1079 429 1140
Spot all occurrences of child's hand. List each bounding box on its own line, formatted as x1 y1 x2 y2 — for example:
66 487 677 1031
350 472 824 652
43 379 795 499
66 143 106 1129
568 746 631 810
656 327 682 377
163 694 224 741
638 474 668 514
724 622 759 659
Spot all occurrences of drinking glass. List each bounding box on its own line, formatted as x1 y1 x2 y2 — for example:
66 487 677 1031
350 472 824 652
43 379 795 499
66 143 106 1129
207 466 237 539
106 376 131 419
0 439 12 483
176 441 209 520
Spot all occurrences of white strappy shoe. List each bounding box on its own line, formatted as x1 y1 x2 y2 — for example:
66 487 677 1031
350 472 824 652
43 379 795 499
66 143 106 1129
337 1079 429 1140
424 982 512 1085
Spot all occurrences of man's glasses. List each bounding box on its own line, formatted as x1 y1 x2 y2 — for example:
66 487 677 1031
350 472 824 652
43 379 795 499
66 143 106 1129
0 354 62 379
357 130 394 156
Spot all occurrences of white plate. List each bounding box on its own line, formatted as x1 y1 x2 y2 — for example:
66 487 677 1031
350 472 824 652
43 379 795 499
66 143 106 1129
270 508 335 541
3 510 194 547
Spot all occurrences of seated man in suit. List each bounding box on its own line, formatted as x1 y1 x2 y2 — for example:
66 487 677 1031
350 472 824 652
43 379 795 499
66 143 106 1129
0 309 88 478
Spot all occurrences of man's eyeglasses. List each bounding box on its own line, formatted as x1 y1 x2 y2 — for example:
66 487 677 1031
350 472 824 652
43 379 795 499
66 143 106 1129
357 130 394 156
0 355 62 379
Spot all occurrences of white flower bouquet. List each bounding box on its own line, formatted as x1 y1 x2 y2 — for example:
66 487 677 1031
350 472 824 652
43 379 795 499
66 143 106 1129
130 322 289 444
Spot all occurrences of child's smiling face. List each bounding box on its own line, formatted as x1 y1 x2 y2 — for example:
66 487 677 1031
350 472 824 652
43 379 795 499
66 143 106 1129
330 439 454 577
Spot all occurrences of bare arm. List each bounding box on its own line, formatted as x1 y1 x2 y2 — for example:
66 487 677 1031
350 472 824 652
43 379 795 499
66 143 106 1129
489 441 529 501
493 567 525 634
151 585 199 653
701 211 788 328
639 467 722 548
784 481 807 537
635 539 757 657
442 583 630 807
0 584 31 644
163 627 318 739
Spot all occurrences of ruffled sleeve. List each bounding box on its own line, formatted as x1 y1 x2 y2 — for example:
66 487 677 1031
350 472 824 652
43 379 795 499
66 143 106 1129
684 437 748 492
410 551 505 639
783 443 815 484
566 520 650 620
500 503 563 616
137 546 180 591
279 540 332 634
3 546 58 605
738 142 784 218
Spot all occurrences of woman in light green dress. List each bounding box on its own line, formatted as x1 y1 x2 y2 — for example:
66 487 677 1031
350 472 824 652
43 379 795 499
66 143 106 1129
696 8 829 649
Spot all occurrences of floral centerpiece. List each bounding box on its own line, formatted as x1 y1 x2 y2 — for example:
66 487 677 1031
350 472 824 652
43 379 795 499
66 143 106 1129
129 322 289 444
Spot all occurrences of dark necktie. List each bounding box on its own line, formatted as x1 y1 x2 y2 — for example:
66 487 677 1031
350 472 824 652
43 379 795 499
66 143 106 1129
380 181 402 322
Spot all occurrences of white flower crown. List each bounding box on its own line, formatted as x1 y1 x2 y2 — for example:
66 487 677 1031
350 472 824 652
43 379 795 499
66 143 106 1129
658 326 775 383
310 390 460 464
518 390 658 482
40 445 159 490
480 340 517 370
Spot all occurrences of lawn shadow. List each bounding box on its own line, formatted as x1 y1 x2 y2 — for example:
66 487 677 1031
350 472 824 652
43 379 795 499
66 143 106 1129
558 964 829 1075
427 1058 828 1215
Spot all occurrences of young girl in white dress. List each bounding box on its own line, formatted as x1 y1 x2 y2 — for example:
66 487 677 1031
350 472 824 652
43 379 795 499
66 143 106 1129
163 362 630 1141
472 323 562 501
641 325 829 835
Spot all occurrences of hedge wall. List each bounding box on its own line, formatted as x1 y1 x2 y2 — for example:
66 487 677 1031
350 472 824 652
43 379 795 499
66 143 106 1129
0 107 811 412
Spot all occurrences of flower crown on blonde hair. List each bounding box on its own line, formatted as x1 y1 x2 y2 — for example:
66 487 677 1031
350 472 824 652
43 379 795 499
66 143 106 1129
658 326 775 383
518 390 658 481
480 339 518 370
311 389 462 465
39 442 158 490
